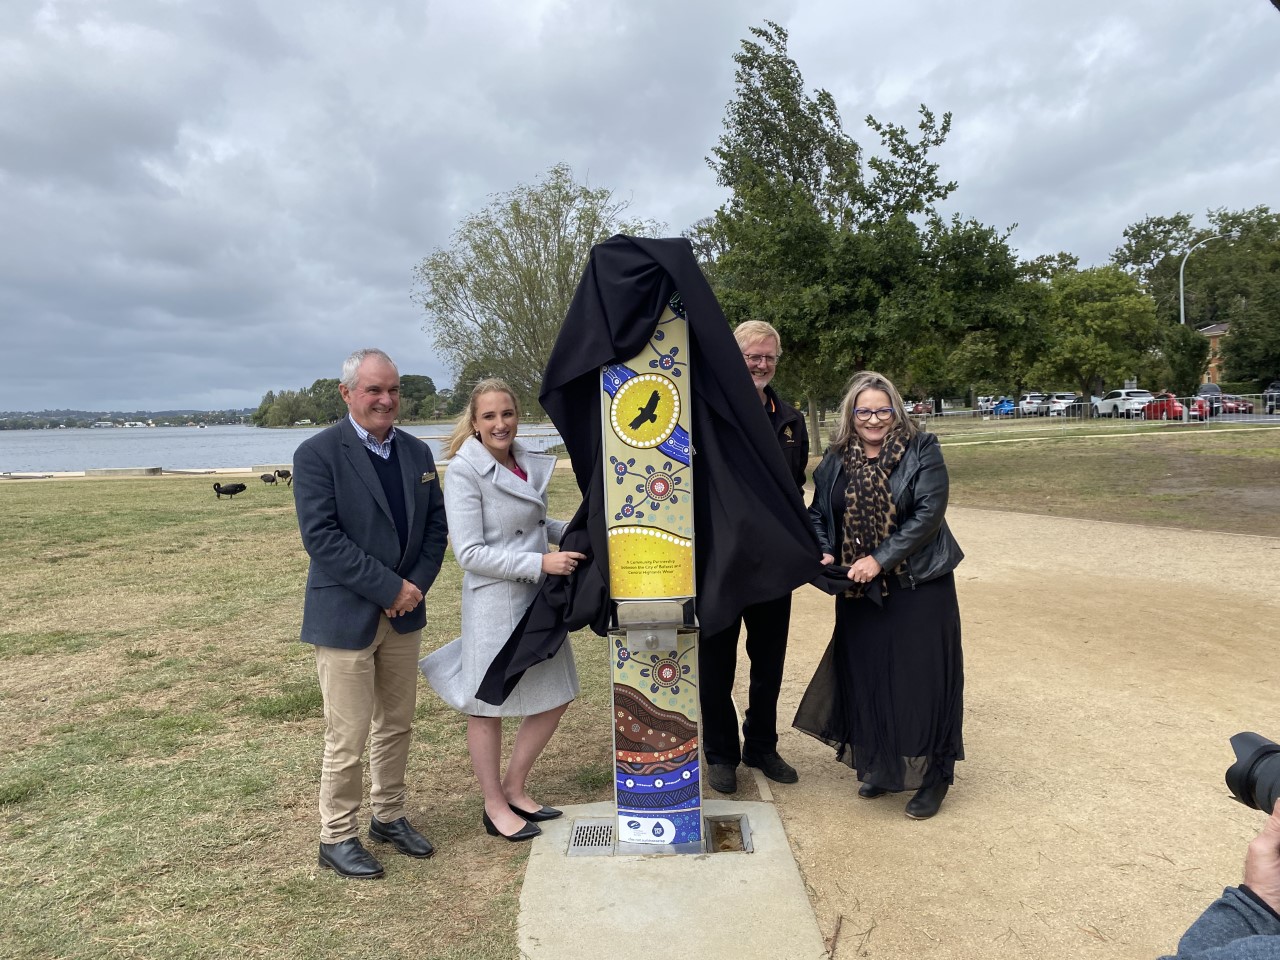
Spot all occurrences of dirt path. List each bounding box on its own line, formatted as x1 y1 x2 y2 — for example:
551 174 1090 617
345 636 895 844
753 506 1280 959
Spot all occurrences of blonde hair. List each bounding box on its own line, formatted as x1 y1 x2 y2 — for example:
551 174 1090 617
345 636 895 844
733 320 782 355
831 370 917 451
446 378 520 458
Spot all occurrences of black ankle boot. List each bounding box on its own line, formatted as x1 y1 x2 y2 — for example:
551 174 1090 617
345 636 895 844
904 782 949 820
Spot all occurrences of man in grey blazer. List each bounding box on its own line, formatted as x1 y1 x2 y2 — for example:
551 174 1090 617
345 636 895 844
293 348 448 879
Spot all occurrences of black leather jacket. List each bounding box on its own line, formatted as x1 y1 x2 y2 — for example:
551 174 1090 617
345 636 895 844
809 432 963 588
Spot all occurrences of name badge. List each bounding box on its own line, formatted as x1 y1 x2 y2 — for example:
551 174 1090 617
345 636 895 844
420 471 436 484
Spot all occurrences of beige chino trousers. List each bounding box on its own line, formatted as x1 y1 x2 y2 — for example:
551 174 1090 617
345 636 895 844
314 615 421 843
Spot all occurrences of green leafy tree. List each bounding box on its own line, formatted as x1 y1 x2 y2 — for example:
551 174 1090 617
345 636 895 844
706 20 958 447
251 390 276 427
264 390 315 427
306 378 345 424
1157 323 1211 396
413 163 661 411
1111 213 1196 319
398 374 436 420
1031 267 1159 409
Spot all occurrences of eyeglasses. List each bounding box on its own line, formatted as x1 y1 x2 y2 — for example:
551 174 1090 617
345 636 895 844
742 353 780 366
853 407 896 422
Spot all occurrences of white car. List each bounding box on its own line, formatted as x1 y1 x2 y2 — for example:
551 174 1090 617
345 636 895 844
1018 393 1047 416
1094 389 1154 418
977 396 995 413
1046 393 1080 416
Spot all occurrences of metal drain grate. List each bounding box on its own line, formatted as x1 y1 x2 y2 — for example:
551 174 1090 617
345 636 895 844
566 818 614 857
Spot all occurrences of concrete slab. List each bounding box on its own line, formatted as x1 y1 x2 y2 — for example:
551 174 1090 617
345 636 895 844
518 799 828 960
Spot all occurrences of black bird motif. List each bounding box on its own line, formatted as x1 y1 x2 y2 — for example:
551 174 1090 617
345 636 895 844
629 390 661 430
274 469 293 487
213 482 248 499
260 473 277 485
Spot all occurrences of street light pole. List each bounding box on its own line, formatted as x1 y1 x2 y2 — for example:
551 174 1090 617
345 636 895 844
1179 234 1227 326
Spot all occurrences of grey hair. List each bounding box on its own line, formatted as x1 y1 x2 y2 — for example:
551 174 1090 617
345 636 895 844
340 348 398 390
831 370 918 450
733 320 782 355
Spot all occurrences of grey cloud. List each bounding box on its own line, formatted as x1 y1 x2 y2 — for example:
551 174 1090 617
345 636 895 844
0 0 1276 411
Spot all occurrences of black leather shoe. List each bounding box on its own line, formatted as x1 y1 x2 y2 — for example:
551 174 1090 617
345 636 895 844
706 763 738 794
318 838 385 878
905 782 950 820
858 782 889 799
483 810 541 842
509 803 562 822
369 816 435 858
743 751 799 784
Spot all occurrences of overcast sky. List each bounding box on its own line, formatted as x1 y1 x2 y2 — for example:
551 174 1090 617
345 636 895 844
2 0 1277 412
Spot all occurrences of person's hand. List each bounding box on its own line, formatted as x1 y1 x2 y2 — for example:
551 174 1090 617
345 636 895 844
820 553 835 566
1244 799 1280 913
385 579 424 618
847 556 882 584
543 550 587 576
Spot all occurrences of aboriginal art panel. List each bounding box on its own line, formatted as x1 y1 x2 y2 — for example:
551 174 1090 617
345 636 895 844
602 294 701 847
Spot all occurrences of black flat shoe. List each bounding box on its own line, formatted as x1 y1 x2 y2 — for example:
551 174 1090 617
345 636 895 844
858 783 889 799
318 838 385 879
743 750 799 784
369 816 435 858
508 803 562 822
905 782 950 820
483 810 541 842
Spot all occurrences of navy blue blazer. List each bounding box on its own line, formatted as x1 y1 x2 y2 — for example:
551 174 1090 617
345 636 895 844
293 417 448 649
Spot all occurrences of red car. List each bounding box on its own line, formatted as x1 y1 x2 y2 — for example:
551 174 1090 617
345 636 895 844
1142 392 1185 421
1221 394 1254 414
1188 396 1210 420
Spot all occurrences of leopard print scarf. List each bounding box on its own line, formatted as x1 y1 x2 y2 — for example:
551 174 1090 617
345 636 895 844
840 428 908 599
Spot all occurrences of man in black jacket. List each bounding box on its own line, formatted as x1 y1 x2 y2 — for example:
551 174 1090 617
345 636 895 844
701 320 810 794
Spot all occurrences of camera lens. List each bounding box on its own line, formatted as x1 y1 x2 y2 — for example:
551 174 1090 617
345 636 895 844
1226 732 1280 812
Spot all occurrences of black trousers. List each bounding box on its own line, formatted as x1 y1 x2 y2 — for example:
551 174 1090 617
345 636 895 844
698 593 792 765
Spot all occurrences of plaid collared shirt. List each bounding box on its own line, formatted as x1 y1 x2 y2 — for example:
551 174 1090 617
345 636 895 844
349 415 396 460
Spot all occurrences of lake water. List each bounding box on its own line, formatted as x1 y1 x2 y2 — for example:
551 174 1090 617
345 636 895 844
0 423 564 473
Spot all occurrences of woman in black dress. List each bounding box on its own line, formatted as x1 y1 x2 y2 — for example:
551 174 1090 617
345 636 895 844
794 371 964 819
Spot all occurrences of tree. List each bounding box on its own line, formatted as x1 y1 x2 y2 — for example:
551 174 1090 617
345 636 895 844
706 20 958 447
264 390 315 427
306 378 345 424
251 390 276 427
1111 213 1196 319
1030 267 1159 408
398 374 436 422
413 163 661 411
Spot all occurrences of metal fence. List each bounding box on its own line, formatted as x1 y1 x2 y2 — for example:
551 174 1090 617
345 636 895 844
915 392 1280 441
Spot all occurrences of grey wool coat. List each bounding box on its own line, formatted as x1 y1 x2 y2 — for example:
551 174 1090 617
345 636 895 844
420 437 579 716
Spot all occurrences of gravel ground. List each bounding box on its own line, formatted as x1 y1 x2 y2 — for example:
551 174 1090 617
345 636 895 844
751 506 1280 959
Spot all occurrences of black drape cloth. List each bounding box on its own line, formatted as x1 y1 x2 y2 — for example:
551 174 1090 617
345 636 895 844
476 235 823 705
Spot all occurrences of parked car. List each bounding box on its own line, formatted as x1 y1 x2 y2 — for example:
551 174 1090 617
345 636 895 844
977 396 995 413
991 397 1016 417
1044 392 1080 416
1018 392 1047 416
909 399 932 415
1186 396 1210 420
1142 392 1185 421
1094 389 1155 418
1196 382 1223 415
1264 382 1280 414
1221 394 1254 414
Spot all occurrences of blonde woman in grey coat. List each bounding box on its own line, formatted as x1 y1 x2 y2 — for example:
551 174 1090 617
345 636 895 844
420 379 585 842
